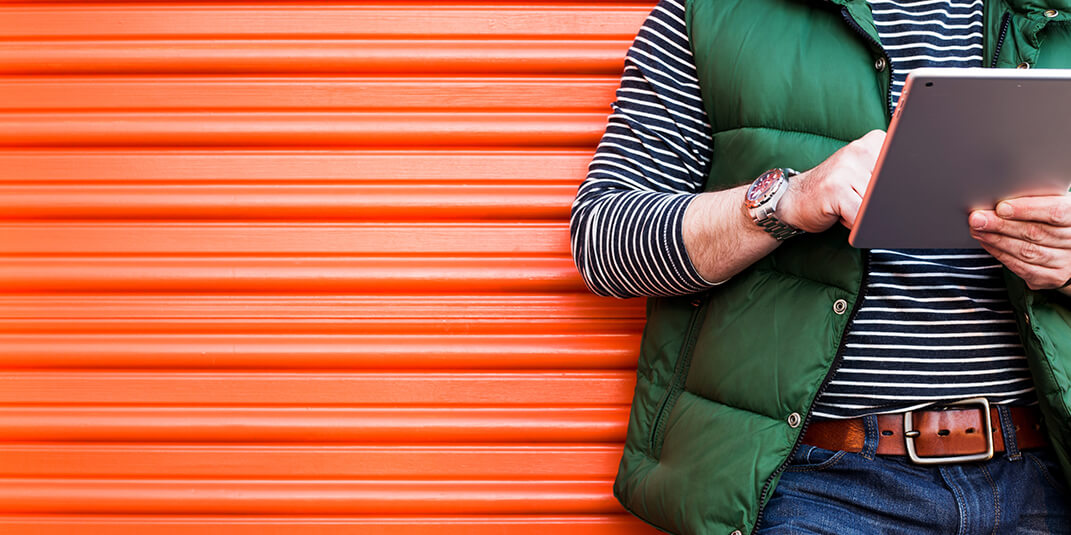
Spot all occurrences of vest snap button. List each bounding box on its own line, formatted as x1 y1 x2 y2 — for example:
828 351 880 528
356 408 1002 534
787 412 802 428
1024 313 1031 325
1045 9 1059 17
1018 62 1031 69
874 56 887 72
833 299 848 315
731 530 743 535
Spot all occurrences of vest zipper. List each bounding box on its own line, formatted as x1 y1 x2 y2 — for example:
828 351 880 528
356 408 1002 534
750 251 870 534
839 7 895 116
752 11 886 533
648 294 709 458
990 12 1012 68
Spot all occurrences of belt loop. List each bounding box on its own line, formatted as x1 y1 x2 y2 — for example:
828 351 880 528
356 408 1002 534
861 414 879 460
997 405 1022 461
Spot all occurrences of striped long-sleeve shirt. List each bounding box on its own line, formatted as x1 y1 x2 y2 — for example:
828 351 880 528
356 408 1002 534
571 0 1036 419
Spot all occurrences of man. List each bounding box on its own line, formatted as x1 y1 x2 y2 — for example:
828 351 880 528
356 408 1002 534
570 0 1071 533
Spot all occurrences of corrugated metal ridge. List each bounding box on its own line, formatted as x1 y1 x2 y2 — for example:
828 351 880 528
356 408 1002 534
0 294 644 319
0 371 637 404
0 150 595 220
0 76 619 111
0 515 654 535
0 4 651 38
0 444 623 478
0 149 594 180
0 407 629 442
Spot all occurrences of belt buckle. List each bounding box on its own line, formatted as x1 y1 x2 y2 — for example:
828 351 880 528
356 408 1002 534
903 397 994 465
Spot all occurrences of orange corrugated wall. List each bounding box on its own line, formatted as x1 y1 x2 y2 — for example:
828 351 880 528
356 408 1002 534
0 1 663 533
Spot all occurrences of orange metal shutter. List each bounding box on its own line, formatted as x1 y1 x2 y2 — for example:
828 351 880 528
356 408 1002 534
0 1 663 533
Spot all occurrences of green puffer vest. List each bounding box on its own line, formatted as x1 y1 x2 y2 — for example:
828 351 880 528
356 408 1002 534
613 1 1071 533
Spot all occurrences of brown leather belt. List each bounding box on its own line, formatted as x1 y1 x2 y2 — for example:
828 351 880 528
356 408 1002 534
801 401 1046 464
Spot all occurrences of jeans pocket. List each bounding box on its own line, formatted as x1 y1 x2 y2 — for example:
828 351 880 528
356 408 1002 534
1023 450 1070 493
784 444 848 472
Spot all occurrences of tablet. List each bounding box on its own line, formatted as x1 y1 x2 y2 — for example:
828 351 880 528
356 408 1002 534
848 68 1071 249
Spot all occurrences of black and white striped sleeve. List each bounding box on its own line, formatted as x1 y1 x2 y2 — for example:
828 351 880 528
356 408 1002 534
569 0 718 299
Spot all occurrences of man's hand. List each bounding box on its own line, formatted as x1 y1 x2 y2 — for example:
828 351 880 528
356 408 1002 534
780 130 885 233
683 130 885 284
969 195 1071 292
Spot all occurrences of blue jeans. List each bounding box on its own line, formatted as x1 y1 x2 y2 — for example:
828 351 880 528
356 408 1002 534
758 411 1071 534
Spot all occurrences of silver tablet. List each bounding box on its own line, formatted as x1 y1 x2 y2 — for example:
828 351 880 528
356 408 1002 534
848 68 1071 249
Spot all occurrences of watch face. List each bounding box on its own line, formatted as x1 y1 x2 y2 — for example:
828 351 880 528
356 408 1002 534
745 169 784 208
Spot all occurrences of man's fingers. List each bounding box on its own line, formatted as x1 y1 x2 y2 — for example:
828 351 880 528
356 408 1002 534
853 130 886 171
837 188 863 229
840 130 885 164
992 195 1071 226
970 212 1071 244
850 172 871 198
972 230 1066 269
858 129 887 149
793 130 886 233
977 239 1070 290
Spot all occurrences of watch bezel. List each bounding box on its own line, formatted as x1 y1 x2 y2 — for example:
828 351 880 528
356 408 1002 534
744 168 787 209
746 168 804 240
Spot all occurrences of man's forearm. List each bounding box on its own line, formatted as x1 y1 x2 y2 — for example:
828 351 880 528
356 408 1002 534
681 185 781 284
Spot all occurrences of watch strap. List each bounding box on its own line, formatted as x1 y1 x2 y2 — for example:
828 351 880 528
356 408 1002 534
756 214 806 240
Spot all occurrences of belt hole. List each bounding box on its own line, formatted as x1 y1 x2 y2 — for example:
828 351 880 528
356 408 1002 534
965 427 975 434
881 430 894 436
938 429 950 437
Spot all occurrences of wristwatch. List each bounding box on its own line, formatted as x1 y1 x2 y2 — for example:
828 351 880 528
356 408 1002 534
744 168 805 240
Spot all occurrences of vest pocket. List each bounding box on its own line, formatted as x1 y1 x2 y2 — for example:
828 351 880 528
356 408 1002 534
648 295 709 459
